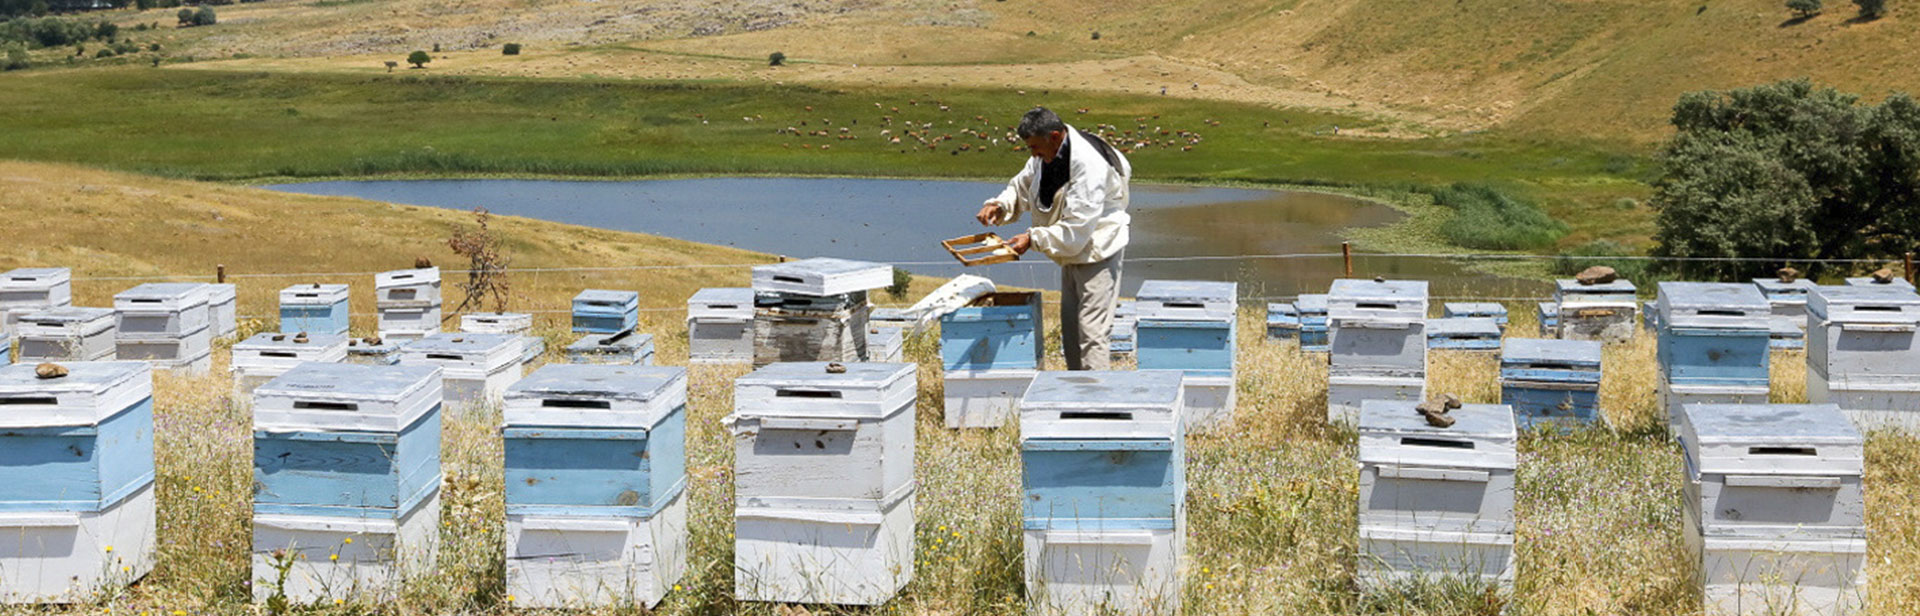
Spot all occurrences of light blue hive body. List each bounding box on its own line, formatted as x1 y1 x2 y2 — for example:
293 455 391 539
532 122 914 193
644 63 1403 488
572 289 641 335
1500 338 1603 429
279 284 351 336
1655 283 1773 425
940 292 1043 371
1443 302 1509 329
1296 294 1330 352
1133 280 1238 433
1426 317 1502 352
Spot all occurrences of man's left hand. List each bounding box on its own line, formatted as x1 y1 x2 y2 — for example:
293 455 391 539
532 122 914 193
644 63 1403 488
1007 232 1032 255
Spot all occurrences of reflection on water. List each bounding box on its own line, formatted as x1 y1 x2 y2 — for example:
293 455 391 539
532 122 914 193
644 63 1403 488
267 177 1515 300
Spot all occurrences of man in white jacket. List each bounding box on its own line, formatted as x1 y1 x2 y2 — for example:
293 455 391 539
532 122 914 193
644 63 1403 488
975 107 1132 370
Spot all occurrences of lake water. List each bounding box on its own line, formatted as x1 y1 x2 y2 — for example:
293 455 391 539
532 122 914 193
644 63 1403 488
266 177 1506 300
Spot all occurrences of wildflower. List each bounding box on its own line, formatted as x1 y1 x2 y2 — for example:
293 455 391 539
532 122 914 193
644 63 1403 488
330 554 339 562
507 595 516 603
342 538 352 544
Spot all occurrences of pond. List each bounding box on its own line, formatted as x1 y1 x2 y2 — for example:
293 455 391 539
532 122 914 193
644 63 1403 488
266 177 1511 301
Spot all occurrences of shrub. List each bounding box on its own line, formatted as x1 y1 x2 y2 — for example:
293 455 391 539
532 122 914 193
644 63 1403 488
447 207 514 313
501 42 520 55
1787 0 1823 17
2 44 27 71
383 60 396 72
1854 0 1887 18
94 47 113 57
1090 30 1101 40
1424 183 1568 250
192 6 215 26
94 20 116 41
767 51 784 66
176 7 192 24
407 50 429 68
887 268 912 301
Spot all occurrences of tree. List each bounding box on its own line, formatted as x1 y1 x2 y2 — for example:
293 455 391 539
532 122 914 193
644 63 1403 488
447 208 514 313
767 51 784 66
192 6 214 26
3 44 27 71
176 7 192 25
1787 0 1823 17
501 42 520 55
1853 0 1887 18
407 50 430 68
383 60 396 72
886 268 912 301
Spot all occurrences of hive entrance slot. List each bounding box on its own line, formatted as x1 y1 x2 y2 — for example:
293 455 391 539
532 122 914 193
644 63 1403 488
542 399 613 409
1857 306 1900 312
1356 303 1396 310
1165 302 1205 309
131 299 160 304
1698 309 1745 317
1402 437 1474 450
1528 362 1579 370
1061 411 1132 421
773 276 805 284
8 277 30 281
261 352 299 358
293 293 319 299
293 401 359 411
1750 446 1817 456
0 397 58 406
775 389 842 399
708 304 738 310
426 353 464 360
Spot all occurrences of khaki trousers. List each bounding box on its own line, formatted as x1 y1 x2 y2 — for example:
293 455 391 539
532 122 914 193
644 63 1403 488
1059 251 1123 371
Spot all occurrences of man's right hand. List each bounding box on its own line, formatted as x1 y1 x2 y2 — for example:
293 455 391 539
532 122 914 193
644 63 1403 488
975 201 1002 226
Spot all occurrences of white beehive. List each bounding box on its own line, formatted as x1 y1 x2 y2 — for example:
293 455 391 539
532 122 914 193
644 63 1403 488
1754 277 1816 322
752 258 893 297
398 333 525 406
1806 285 1920 431
230 332 349 397
1328 279 1429 373
0 268 73 329
867 326 905 363
730 362 915 606
1357 400 1517 586
460 312 532 336
1555 278 1638 342
375 267 441 306
752 291 872 366
566 332 656 366
688 288 754 365
1020 370 1185 616
942 368 1035 429
1135 280 1237 322
377 305 443 341
114 283 210 339
0 361 156 604
1328 373 1426 426
14 307 116 362
207 283 238 340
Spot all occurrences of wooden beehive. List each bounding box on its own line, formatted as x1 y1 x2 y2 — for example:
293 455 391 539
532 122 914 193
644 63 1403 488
230 332 349 397
14 307 117 362
572 289 640 335
398 333 525 405
1356 400 1517 587
1329 279 1429 374
688 288 754 365
0 267 73 330
1426 317 1502 352
1443 302 1509 330
344 338 406 366
1657 283 1772 395
1500 338 1603 430
940 291 1043 371
114 283 210 340
375 267 441 307
1753 277 1816 322
207 283 238 340
1554 278 1638 342
376 305 442 341
1296 293 1330 352
1110 299 1138 357
566 331 655 366
1266 302 1300 341
279 284 351 336
751 258 893 297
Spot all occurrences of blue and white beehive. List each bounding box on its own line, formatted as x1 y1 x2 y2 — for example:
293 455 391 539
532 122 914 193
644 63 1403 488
688 288 755 365
502 365 689 608
1426 317 1502 352
113 283 212 374
459 312 544 366
1357 400 1516 586
1555 277 1638 342
1656 283 1773 425
0 361 155 603
1536 302 1560 338
344 338 407 366
566 331 655 366
1266 302 1300 341
1020 370 1184 616
1500 338 1603 430
730 362 916 605
1296 293 1330 352
1845 275 1914 290
1677 404 1866 615
572 289 640 335
230 332 348 397
1769 316 1805 350
399 332 526 406
1327 279 1428 424
1444 302 1509 331
207 283 238 340
1754 276 1817 321
941 291 1043 429
1806 285 1920 431
15 307 117 362
250 363 443 603
279 284 351 336
376 268 442 341
1110 299 1138 358
0 267 73 330
1135 280 1237 433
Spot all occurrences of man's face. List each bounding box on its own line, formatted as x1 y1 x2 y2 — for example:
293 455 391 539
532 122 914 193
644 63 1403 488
1024 130 1066 163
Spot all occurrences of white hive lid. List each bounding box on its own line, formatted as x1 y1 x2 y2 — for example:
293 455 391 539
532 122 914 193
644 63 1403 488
1328 279 1427 322
459 312 533 334
734 362 916 420
1752 277 1816 296
573 289 639 307
1358 401 1517 470
400 333 523 373
1845 276 1915 290
1428 317 1500 338
752 257 893 296
1679 404 1861 477
0 361 151 428
1501 338 1601 367
279 283 350 305
1020 370 1184 440
115 282 209 311
1809 285 1920 324
0 267 71 290
1295 294 1329 314
206 283 236 303
253 363 443 433
1267 303 1298 316
1657 282 1770 329
15 307 116 336
505 364 687 429
1555 278 1637 296
1446 302 1507 316
688 287 754 321
376 267 440 289
1136 280 1237 303
235 332 351 355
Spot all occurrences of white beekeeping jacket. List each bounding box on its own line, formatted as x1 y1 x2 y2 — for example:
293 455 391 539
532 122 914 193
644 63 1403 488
986 125 1132 265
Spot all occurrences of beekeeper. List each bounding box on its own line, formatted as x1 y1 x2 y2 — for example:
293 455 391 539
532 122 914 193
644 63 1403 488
975 106 1132 371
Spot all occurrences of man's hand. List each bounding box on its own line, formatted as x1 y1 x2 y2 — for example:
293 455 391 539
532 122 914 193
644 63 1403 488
976 201 1003 226
1007 232 1032 255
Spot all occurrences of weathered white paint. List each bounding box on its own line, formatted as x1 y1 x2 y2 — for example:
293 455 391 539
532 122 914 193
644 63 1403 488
460 312 532 336
114 283 210 340
752 258 893 297
942 368 1035 429
377 306 443 340
1661 376 1770 428
1358 526 1514 586
250 492 440 604
1807 370 1920 432
1678 404 1864 541
1358 401 1517 535
207 283 238 340
734 487 913 605
252 363 442 434
231 333 350 398
1327 372 1425 425
505 490 688 609
0 269 73 329
1683 503 1866 616
1329 279 1429 322
0 483 156 604
731 362 916 502
1555 278 1638 342
398 333 524 406
1023 526 1182 616
1020 370 1185 440
1181 373 1235 434
114 328 211 374
374 268 441 307
14 307 116 362
1135 280 1238 322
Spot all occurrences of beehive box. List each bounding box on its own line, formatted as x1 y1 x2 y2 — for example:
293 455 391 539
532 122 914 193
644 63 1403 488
1501 338 1604 430
344 338 406 366
572 290 639 335
502 365 689 608
752 296 870 367
14 307 116 362
689 288 754 365
375 267 441 307
207 283 238 340
398 333 525 405
1806 285 1920 385
1136 280 1237 322
752 258 893 298
0 361 156 604
1357 401 1516 586
1657 283 1773 389
460 312 532 336
230 332 349 397
1110 300 1138 357
1427 317 1502 352
1444 302 1509 330
1328 372 1426 426
0 268 73 329
940 292 1043 371
1020 370 1185 616
943 368 1035 429
867 326 905 363
1537 302 1561 338
1754 277 1817 322
377 305 442 341
250 363 443 603
1266 302 1300 341
115 330 211 374
566 332 656 366
1844 276 1914 290
1329 279 1429 373
1689 534 1866 616
114 283 209 340
278 284 351 336
1661 373 1770 428
1769 316 1805 350
730 362 916 605
1555 278 1638 342
1296 294 1330 352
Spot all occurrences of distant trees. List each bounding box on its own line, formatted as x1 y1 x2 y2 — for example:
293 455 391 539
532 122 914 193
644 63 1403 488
3 44 27 71
0 17 124 48
1787 0 1823 17
176 8 192 24
1650 79 1920 278
192 6 214 26
768 51 784 66
1853 0 1888 18
501 43 520 55
407 50 430 68
0 0 48 20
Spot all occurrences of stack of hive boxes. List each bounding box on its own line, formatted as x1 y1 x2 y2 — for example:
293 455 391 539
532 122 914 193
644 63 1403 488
1536 301 1561 337
750 258 892 366
399 333 526 407
1356 400 1517 586
0 361 156 603
730 362 915 605
1806 285 1920 430
1426 317 1502 352
1109 299 1138 360
14 307 116 362
569 290 652 366
460 312 543 366
208 283 238 340
279 284 351 336
1677 404 1866 615
1500 338 1604 430
1019 370 1184 616
940 291 1043 429
250 363 443 603
0 267 72 331
1326 279 1428 424
1266 302 1300 341
1555 277 1639 342
1134 280 1237 432
1444 302 1509 331
375 268 441 341
1754 276 1816 351
1296 294 1331 352
687 288 755 365
230 332 348 397
1656 283 1773 425
114 283 213 374
502 365 689 608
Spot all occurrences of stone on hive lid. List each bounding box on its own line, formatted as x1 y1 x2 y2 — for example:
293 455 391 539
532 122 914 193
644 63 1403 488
1576 266 1618 286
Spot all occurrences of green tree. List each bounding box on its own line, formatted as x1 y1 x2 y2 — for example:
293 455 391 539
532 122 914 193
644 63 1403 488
1787 0 1823 17
767 51 785 66
2 44 27 71
501 42 520 55
176 7 193 24
1853 0 1888 18
192 6 215 26
407 50 430 68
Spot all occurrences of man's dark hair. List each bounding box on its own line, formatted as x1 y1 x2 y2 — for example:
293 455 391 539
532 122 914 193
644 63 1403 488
1016 107 1068 139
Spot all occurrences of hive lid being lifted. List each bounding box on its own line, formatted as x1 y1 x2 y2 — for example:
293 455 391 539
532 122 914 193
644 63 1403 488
1501 338 1602 368
1656 282 1771 329
752 257 893 297
1135 280 1238 321
114 282 210 311
0 361 151 428
253 363 443 433
1678 404 1862 476
15 307 116 337
734 361 916 419
278 284 350 305
1809 285 1920 324
688 287 755 321
1358 400 1517 470
1328 279 1428 322
505 364 687 429
1020 370 1184 440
